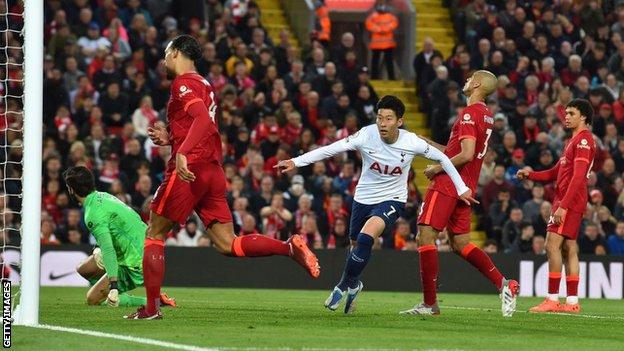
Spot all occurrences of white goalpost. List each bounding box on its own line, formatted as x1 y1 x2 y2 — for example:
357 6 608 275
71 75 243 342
12 0 43 326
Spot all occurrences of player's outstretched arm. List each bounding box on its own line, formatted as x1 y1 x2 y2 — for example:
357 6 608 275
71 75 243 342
419 135 446 152
275 131 364 173
518 163 559 182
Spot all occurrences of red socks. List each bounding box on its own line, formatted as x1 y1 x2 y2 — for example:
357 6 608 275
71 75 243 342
461 243 504 290
143 238 165 315
548 272 562 295
418 244 438 306
231 235 290 257
566 275 579 297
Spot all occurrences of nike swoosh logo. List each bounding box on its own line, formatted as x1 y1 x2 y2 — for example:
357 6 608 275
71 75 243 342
367 150 376 154
49 271 76 280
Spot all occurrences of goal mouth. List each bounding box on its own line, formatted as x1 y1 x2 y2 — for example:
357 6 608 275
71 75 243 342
1 1 43 327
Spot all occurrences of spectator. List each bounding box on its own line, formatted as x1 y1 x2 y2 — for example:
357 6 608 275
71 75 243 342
260 193 293 240
240 214 261 235
482 239 499 254
131 96 158 138
41 217 60 245
502 207 523 252
77 22 111 64
168 218 204 247
300 214 324 249
327 216 350 249
510 221 534 254
365 3 398 80
531 235 546 255
608 221 624 255
579 223 607 255
481 164 514 212
488 188 518 241
413 37 442 94
522 183 545 222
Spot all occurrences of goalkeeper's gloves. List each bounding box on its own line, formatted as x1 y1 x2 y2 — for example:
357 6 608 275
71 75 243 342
107 280 119 307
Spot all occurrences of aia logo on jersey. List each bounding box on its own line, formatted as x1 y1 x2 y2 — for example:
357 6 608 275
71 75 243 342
461 113 475 125
370 162 402 176
577 138 591 149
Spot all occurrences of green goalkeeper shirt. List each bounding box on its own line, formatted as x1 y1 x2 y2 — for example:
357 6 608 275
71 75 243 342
83 191 146 278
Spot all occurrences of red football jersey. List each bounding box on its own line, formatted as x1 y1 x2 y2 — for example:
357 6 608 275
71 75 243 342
430 102 494 197
167 72 221 166
553 129 596 213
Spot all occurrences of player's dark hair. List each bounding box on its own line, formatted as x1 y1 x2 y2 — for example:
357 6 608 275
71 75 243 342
376 95 405 118
566 98 594 125
63 166 96 198
169 34 203 62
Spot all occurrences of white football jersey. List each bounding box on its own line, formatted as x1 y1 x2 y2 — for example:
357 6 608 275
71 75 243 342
292 125 468 205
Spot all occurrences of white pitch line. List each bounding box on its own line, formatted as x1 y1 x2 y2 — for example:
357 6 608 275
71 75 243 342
24 324 464 351
28 324 219 351
440 305 624 320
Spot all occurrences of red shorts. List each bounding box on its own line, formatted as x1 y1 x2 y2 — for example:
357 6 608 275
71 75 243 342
151 162 232 225
546 209 583 240
417 189 471 234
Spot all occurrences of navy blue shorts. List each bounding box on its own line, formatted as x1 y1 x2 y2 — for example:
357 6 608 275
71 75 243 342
349 200 405 240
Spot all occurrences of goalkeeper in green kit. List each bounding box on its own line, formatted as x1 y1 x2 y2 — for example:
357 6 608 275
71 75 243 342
64 166 176 308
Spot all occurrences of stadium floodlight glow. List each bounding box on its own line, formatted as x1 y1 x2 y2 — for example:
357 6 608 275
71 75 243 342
12 0 43 326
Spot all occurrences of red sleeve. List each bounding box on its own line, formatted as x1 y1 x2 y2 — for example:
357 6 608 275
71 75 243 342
559 159 590 210
177 100 218 155
457 108 477 141
528 163 560 182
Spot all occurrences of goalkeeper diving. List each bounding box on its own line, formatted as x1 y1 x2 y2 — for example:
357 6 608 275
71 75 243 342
65 166 176 308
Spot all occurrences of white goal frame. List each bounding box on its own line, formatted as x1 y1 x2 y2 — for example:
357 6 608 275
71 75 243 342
13 0 43 326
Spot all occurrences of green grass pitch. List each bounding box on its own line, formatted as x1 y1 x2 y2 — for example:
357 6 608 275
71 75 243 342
12 287 624 350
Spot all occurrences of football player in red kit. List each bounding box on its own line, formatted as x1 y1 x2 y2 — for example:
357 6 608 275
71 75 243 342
125 35 319 319
401 70 519 317
518 99 596 314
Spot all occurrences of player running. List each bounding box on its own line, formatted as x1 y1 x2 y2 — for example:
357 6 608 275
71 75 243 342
127 35 319 320
276 95 477 313
65 166 176 308
401 70 519 317
517 99 595 314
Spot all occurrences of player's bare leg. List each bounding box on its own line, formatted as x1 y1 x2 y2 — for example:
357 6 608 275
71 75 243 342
126 211 175 319
400 225 440 315
530 232 565 313
76 254 105 286
559 239 581 313
207 221 320 278
86 275 110 305
327 217 384 313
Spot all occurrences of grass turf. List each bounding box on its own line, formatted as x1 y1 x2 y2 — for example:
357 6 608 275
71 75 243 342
12 287 624 350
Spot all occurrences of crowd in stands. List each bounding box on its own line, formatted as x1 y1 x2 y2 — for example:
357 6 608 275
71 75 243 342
1 0 623 256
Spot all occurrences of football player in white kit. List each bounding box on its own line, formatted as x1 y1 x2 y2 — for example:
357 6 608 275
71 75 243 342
276 95 477 313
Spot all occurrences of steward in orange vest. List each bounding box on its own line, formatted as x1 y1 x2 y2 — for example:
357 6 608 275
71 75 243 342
314 1 331 45
365 5 398 79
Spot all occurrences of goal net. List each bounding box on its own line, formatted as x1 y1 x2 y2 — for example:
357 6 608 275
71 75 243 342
1 0 43 326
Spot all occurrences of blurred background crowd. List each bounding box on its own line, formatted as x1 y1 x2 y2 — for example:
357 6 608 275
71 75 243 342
1 0 623 257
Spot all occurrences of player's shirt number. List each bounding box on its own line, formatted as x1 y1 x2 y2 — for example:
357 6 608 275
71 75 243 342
476 128 492 160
